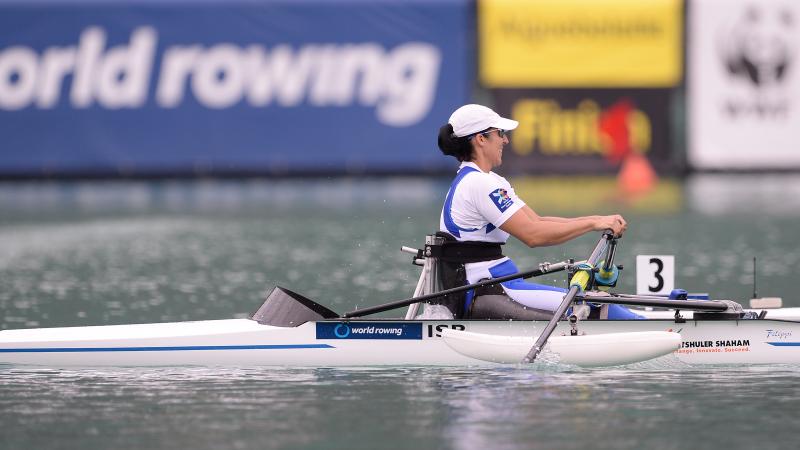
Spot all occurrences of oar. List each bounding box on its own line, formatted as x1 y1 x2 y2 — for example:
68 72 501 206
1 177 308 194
522 232 613 363
577 293 730 311
341 261 569 318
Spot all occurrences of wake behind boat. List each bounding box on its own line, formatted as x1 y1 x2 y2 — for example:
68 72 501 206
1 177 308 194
2 233 799 367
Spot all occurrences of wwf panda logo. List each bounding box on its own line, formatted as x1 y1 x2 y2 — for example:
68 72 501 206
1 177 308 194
721 5 795 88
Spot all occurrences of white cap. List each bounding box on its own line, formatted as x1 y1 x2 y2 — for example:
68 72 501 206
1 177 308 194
448 104 519 138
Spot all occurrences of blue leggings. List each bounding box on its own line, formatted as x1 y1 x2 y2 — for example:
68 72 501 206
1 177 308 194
489 260 643 320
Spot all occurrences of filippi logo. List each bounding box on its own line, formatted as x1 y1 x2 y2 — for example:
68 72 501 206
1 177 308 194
0 26 441 126
719 5 796 118
766 329 793 340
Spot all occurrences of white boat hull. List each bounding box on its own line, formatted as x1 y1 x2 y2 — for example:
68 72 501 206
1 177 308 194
1 317 800 367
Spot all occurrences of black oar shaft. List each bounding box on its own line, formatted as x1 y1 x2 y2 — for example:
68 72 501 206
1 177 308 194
341 262 568 318
523 233 612 363
578 295 729 311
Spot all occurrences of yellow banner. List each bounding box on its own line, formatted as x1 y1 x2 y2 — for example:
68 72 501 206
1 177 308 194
479 0 683 87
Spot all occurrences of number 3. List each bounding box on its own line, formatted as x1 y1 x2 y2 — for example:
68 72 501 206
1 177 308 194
649 258 664 292
636 255 674 295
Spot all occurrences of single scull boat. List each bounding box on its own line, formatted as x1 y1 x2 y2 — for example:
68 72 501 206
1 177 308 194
2 233 798 367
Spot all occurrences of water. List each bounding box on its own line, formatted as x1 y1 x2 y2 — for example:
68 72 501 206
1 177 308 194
2 365 799 450
1 175 800 449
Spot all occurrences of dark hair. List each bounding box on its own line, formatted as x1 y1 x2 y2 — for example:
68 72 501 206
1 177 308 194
437 123 474 162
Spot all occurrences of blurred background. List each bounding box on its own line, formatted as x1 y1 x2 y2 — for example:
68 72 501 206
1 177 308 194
2 3 800 449
1 0 799 328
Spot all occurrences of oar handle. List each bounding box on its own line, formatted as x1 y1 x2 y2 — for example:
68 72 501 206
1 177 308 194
523 232 613 363
341 261 569 318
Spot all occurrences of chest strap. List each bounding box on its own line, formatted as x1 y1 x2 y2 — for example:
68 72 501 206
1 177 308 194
428 232 504 263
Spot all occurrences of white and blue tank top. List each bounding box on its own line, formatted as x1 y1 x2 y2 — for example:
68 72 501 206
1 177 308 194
439 162 527 283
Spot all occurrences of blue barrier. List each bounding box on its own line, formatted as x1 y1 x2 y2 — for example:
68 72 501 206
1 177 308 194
0 0 472 176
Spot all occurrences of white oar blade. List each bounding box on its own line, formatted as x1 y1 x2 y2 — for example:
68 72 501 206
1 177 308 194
440 329 681 367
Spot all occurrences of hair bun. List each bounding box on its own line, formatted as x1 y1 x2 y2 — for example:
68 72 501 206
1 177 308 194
437 123 457 156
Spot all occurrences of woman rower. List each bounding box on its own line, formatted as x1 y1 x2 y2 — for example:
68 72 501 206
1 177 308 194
435 104 642 320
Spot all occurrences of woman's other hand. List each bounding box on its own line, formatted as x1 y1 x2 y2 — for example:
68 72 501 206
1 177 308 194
594 214 627 237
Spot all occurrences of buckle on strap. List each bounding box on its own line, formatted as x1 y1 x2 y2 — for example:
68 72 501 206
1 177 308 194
426 240 504 263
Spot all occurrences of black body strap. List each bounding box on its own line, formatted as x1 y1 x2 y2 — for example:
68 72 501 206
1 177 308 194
429 232 504 263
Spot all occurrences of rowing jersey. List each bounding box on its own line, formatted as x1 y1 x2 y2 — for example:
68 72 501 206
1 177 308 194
439 161 524 244
439 162 527 285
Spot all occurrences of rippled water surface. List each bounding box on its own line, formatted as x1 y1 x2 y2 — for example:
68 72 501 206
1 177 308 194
2 364 799 450
1 176 799 449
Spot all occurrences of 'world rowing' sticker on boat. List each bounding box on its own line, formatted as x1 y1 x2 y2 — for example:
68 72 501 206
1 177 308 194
316 322 423 340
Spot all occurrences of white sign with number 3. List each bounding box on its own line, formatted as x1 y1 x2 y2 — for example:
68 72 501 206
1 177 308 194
636 255 674 295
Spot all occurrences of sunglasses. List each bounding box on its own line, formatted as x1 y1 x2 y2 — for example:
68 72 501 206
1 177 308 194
467 129 507 140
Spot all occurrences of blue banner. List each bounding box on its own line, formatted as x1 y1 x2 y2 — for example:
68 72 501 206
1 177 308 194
316 322 423 340
0 1 472 176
